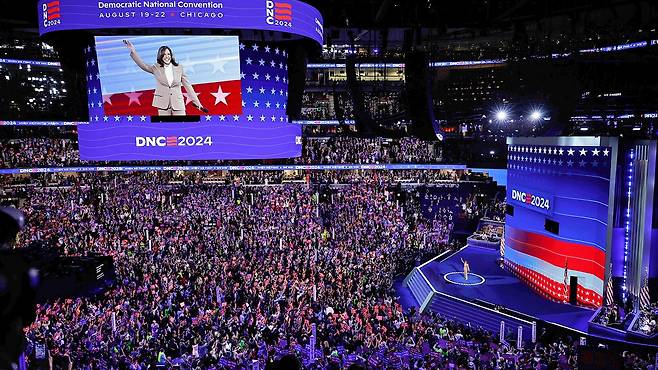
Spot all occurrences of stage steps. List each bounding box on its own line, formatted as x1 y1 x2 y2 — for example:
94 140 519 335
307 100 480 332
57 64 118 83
404 267 435 312
427 290 535 342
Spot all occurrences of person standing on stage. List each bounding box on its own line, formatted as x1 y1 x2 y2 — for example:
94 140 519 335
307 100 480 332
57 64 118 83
461 258 470 280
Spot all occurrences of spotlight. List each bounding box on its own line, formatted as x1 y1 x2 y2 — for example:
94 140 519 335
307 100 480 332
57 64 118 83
530 110 543 121
495 110 508 121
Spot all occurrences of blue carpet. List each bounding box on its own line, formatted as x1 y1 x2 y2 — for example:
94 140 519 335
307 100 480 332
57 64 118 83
419 246 594 333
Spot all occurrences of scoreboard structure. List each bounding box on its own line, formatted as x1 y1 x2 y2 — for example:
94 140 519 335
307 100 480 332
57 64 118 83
504 137 619 308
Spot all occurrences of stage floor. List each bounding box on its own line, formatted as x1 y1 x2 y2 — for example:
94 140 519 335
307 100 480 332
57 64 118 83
417 246 595 333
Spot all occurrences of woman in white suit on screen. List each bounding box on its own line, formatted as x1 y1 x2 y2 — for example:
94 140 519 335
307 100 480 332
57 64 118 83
123 40 206 116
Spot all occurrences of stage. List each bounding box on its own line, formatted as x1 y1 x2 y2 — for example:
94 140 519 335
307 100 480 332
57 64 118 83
403 245 595 333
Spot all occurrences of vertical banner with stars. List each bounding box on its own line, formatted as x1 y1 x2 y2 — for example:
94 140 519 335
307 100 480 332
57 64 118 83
79 39 302 161
504 143 614 308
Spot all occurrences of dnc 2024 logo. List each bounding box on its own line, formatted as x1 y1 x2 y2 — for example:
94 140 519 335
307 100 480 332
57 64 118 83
511 189 551 211
135 136 214 148
42 0 61 28
266 1 292 28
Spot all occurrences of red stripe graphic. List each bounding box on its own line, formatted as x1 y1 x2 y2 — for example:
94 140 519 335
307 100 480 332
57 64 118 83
103 80 242 116
506 260 602 307
166 137 177 146
274 2 292 8
275 15 292 21
47 6 59 13
506 226 605 280
275 8 292 15
48 13 60 20
47 0 60 6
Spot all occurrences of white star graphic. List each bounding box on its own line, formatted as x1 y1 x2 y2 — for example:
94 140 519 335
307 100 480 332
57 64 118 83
241 101 246 107
592 148 600 156
265 101 271 108
270 60 276 67
246 86 253 93
259 59 265 66
211 56 229 74
579 148 587 156
205 115 212 121
124 91 143 106
127 116 133 121
567 148 575 156
140 116 146 121
246 58 253 65
247 115 253 121
558 148 564 155
271 115 276 121
260 115 266 121
253 72 259 79
103 116 109 122
603 148 610 156
254 101 260 107
274 47 280 54
233 115 240 121
219 115 226 121
265 74 271 80
264 45 271 52
182 56 197 75
239 43 245 50
252 44 259 51
182 92 202 105
94 115 99 121
279 62 284 69
211 84 231 105
240 72 246 79
271 88 276 95
259 87 265 94
114 116 120 121
275 75 280 82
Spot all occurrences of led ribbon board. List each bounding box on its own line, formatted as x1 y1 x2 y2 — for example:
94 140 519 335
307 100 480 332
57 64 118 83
38 0 324 46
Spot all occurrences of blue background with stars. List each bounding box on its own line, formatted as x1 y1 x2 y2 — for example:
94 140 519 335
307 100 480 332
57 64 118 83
506 144 613 252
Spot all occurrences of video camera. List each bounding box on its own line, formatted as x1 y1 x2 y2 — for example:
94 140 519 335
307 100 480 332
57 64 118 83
0 207 115 368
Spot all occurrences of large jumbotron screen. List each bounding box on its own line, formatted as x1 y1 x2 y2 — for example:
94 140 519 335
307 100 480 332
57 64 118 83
79 35 301 161
504 138 617 308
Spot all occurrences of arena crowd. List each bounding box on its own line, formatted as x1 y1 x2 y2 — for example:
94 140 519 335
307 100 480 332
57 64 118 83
4 170 651 369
